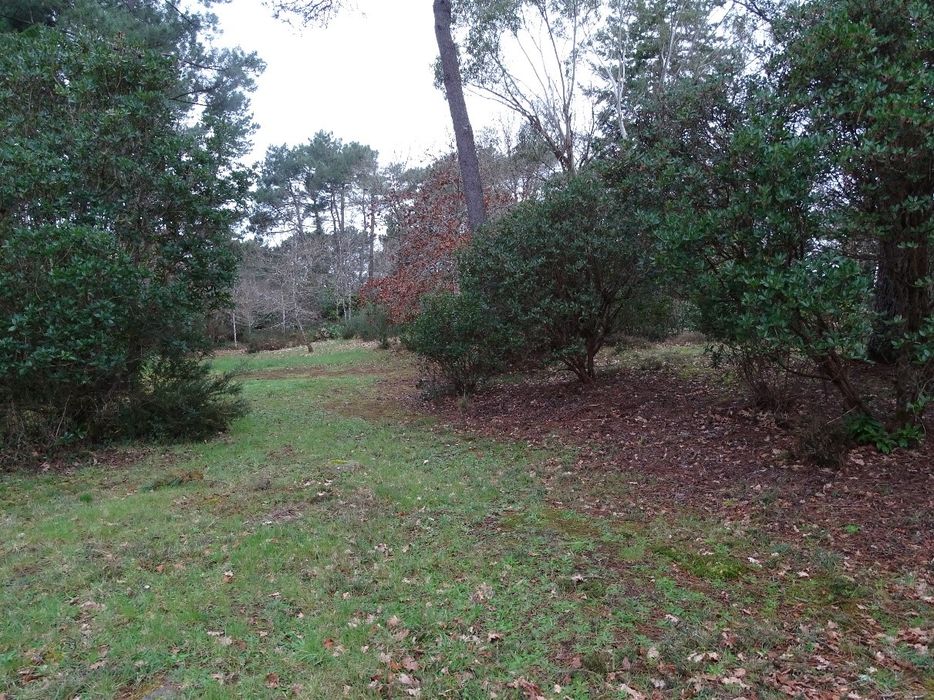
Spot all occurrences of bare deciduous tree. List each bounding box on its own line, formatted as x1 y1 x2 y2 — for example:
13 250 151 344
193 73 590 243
459 0 601 174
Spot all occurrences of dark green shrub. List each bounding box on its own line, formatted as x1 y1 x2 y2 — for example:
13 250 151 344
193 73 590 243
793 418 853 468
657 0 932 432
0 18 253 462
311 326 335 342
339 320 357 340
0 226 143 460
844 414 924 455
244 331 304 354
460 170 662 382
0 226 140 408
119 358 246 442
402 291 515 395
338 304 394 346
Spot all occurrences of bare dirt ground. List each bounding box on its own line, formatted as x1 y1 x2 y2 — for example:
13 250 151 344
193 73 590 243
417 355 932 577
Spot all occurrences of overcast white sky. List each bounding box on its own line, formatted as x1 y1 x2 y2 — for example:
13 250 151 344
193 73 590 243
212 0 509 168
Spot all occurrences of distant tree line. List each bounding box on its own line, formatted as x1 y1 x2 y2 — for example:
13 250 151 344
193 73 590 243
220 126 553 350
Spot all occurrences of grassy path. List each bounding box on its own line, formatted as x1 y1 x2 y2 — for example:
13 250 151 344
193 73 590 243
0 343 929 698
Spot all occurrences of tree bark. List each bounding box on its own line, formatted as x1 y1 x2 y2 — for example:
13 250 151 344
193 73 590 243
867 257 898 364
815 351 870 417
882 229 930 428
367 192 377 279
433 0 487 232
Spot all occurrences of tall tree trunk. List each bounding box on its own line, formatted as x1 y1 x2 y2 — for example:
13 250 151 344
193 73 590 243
367 192 377 279
290 187 306 238
313 208 324 235
867 256 898 364
433 0 487 232
814 350 871 418
884 228 930 429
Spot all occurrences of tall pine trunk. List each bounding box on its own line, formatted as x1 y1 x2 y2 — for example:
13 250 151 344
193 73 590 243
433 0 486 232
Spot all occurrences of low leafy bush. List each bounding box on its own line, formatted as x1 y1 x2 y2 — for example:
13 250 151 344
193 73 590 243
0 226 246 462
793 418 853 468
0 226 140 422
845 414 924 455
119 358 247 442
1 356 246 466
244 331 304 354
402 291 515 395
460 170 662 382
337 304 394 346
339 322 357 340
0 225 139 462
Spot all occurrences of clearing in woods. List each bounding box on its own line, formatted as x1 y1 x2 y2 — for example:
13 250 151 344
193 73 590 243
0 341 930 698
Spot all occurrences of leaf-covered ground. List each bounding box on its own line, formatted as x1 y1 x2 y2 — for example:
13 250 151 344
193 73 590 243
0 341 930 699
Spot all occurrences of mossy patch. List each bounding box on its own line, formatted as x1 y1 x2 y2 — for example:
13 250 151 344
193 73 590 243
651 544 750 582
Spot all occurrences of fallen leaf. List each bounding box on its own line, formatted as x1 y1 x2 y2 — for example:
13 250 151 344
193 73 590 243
618 683 645 699
471 582 494 603
265 672 279 689
721 675 749 689
507 677 545 700
397 673 417 686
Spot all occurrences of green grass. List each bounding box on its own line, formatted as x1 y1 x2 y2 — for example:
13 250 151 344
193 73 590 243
0 342 929 698
612 340 711 377
210 341 383 375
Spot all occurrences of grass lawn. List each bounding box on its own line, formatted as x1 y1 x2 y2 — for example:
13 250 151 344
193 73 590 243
0 342 930 698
